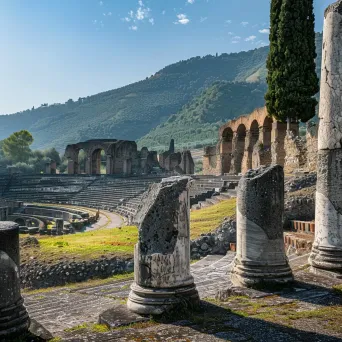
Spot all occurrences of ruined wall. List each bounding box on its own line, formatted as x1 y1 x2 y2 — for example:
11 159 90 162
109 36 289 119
284 133 308 173
203 145 221 175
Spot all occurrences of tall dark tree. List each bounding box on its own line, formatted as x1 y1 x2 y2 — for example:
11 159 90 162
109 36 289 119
265 0 319 123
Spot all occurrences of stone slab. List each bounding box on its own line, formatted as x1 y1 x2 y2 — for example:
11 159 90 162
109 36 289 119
99 305 149 328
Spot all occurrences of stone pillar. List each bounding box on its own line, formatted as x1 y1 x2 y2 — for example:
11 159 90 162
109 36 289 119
127 176 199 315
169 139 175 154
231 165 293 287
229 132 239 174
242 130 252 174
0 222 30 339
85 157 91 174
106 155 113 175
309 1 342 274
271 122 287 167
45 162 51 174
56 219 64 235
67 159 75 174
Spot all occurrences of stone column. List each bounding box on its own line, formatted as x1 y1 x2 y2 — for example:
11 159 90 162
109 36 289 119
45 162 51 174
56 219 64 235
127 176 199 315
309 0 342 274
271 122 287 167
242 130 252 174
106 155 113 175
67 159 75 174
231 165 293 287
0 222 30 339
229 132 239 174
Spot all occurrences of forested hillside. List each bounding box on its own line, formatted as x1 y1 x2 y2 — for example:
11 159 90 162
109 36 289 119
0 33 322 152
138 82 267 151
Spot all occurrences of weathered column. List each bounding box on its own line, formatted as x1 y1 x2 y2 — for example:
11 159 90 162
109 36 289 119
309 0 342 274
56 219 64 235
127 176 199 315
242 130 252 174
271 122 287 167
0 222 30 338
67 159 75 174
45 162 51 174
231 165 293 287
106 155 113 175
229 132 239 174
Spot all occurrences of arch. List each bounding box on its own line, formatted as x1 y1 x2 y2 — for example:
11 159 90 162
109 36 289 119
76 148 87 174
90 148 107 175
232 124 247 174
244 120 260 171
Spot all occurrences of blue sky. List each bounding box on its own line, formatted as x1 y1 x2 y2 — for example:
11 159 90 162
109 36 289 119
0 0 332 114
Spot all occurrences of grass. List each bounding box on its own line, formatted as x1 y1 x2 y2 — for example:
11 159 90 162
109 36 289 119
20 199 236 264
190 199 236 239
22 272 134 295
20 226 138 263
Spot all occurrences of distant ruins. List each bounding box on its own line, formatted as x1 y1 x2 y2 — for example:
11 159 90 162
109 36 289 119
203 107 318 176
65 139 159 175
65 138 194 176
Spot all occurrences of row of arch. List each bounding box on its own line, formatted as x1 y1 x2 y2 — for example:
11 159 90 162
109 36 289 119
64 140 153 175
205 107 299 175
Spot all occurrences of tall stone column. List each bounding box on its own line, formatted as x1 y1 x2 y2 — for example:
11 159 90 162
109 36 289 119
127 176 199 315
309 0 342 274
242 130 252 174
67 159 75 174
229 132 239 174
271 122 287 167
231 165 293 287
0 222 30 339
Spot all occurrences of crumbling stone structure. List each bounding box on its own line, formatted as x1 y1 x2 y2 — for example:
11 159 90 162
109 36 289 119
159 140 195 174
65 139 158 175
45 160 57 174
127 176 199 315
203 107 299 175
231 165 293 287
0 222 30 339
309 0 342 274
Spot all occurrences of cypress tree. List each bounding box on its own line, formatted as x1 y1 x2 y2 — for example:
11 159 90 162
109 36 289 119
265 0 319 123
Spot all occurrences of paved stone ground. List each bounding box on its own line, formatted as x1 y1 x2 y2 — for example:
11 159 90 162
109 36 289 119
23 253 342 341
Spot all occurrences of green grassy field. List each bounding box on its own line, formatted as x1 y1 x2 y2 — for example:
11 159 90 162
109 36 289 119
21 199 236 264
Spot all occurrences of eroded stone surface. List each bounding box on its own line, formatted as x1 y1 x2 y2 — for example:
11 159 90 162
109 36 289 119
310 2 342 273
231 165 293 287
127 176 199 314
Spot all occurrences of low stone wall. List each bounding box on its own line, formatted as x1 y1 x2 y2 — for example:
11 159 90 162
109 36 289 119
190 219 236 259
20 255 134 290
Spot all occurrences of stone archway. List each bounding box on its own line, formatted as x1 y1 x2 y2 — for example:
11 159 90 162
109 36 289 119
231 124 246 174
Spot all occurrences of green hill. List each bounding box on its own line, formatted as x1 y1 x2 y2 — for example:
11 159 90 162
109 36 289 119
138 81 267 151
0 33 322 152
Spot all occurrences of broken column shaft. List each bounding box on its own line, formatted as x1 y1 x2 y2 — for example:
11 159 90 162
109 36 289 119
127 176 199 315
0 222 30 339
231 165 293 287
309 0 342 274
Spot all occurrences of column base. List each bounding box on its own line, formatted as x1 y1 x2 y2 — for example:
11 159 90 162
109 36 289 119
231 258 294 288
0 298 30 338
309 245 342 274
127 282 200 316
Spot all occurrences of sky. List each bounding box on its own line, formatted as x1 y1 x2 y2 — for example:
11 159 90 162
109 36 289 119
0 0 332 115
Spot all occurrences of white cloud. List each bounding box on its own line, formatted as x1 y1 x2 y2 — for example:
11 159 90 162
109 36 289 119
233 36 241 40
162 10 166 15
108 12 112 16
124 17 131 22
259 28 270 34
232 40 239 44
136 6 150 20
245 35 257 41
92 20 97 24
130 25 138 31
149 18 155 25
200 17 207 23
138 0 143 6
103 13 106 16
99 1 103 5
228 31 234 35
226 20 232 24
255 40 268 47
241 21 249 27
175 14 190 25
188 0 195 4
129 10 134 18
